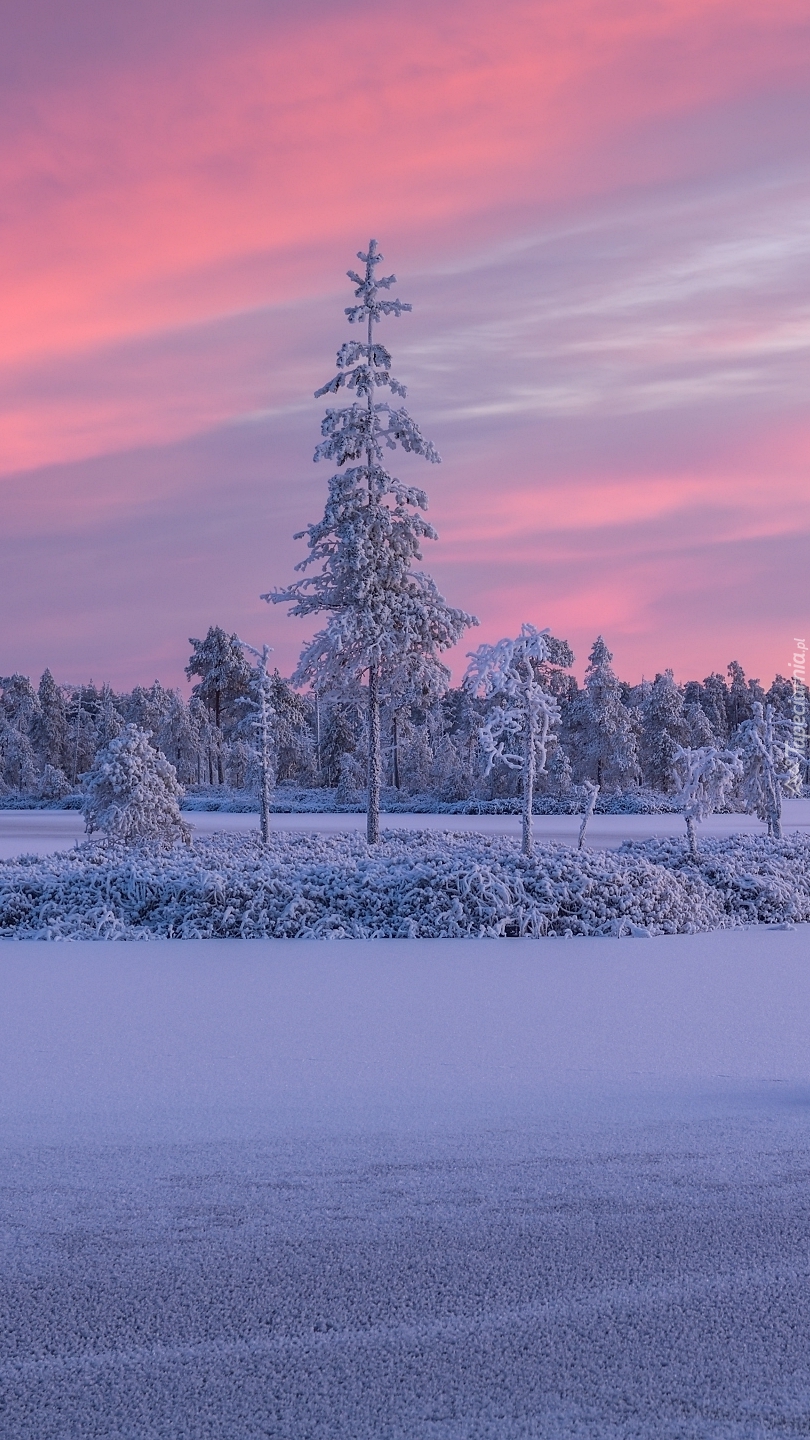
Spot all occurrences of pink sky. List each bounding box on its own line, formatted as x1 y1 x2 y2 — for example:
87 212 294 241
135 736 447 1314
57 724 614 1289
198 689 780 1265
1 0 809 689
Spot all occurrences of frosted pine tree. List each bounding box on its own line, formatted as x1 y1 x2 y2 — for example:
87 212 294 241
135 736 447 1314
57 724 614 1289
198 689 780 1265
465 625 561 856
638 670 690 791
567 638 639 791
266 240 477 843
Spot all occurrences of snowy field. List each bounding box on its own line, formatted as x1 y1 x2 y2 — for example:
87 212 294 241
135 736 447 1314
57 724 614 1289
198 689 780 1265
3 927 810 1437
1 796 809 858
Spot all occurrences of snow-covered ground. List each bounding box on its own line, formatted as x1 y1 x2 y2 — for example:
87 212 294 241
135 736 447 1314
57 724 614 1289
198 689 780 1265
2 796 810 858
3 927 810 1437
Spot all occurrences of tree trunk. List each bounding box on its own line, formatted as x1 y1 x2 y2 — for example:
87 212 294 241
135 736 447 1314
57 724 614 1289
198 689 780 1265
259 694 271 846
215 691 224 784
392 711 400 789
367 663 381 844
578 782 599 850
685 813 698 857
522 702 535 857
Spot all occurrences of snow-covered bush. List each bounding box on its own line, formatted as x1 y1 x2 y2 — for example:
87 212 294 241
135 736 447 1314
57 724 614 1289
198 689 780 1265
1 830 807 940
83 724 190 844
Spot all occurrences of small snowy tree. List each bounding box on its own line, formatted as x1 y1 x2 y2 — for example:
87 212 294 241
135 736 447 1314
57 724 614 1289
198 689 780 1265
671 744 741 856
266 239 476 843
238 641 275 844
734 702 785 838
83 724 190 844
577 781 599 850
465 624 561 855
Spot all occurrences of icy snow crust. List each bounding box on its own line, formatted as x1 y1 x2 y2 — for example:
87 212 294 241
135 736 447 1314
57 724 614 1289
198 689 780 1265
1 829 809 939
3 929 810 1438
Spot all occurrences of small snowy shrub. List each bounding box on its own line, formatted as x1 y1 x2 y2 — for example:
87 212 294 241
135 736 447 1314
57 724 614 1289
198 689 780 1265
83 724 190 844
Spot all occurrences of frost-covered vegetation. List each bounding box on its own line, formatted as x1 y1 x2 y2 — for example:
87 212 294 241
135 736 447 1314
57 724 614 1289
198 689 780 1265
1 831 807 940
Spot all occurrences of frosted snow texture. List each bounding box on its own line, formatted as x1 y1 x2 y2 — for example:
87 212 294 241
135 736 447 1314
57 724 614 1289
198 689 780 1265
1 830 808 938
3 930 810 1437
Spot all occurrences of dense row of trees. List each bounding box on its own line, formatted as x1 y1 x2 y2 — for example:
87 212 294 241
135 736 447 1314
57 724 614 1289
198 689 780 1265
0 630 803 806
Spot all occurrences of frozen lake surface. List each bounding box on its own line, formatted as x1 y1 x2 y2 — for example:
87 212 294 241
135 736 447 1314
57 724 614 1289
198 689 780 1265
3 927 810 1436
1 796 810 858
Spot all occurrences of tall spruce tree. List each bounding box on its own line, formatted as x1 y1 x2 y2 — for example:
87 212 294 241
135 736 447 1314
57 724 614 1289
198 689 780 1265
266 239 476 842
35 669 67 772
572 637 640 791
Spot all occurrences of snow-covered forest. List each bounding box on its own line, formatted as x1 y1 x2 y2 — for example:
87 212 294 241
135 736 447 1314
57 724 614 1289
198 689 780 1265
0 632 805 814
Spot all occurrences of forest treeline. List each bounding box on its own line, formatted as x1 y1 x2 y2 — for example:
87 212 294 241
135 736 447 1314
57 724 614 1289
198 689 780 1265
0 626 804 805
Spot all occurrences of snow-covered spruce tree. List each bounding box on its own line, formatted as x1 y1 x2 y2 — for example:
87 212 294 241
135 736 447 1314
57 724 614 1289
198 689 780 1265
35 669 68 772
637 670 691 791
0 674 40 792
569 637 640 791
83 724 190 844
691 673 731 744
465 625 562 856
266 240 476 843
671 744 741 857
726 660 764 733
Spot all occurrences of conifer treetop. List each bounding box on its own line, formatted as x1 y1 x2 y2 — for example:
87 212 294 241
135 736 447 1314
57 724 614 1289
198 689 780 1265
265 238 475 689
311 239 439 470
